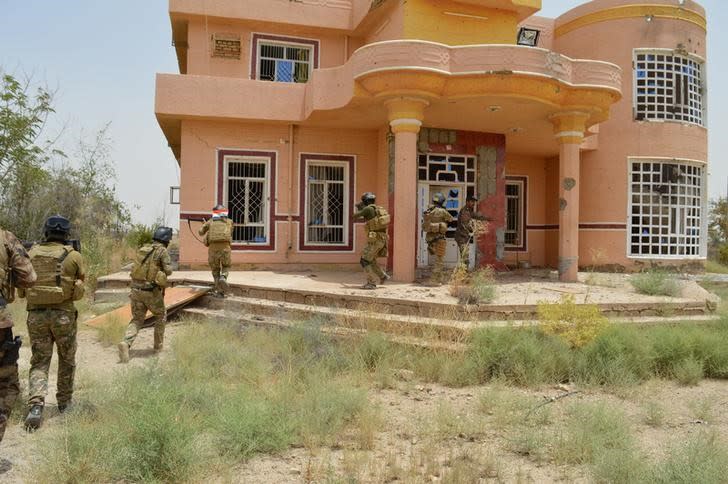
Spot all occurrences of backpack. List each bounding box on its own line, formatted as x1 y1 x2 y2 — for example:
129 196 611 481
366 206 390 232
25 244 74 305
0 231 12 303
423 208 447 235
130 245 161 284
207 219 232 243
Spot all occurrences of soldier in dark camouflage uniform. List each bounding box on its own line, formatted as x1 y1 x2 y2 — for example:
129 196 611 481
0 226 36 442
23 216 84 430
455 195 489 271
118 227 173 363
353 192 390 289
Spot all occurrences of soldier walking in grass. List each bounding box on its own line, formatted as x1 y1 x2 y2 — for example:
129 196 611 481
118 227 173 364
23 216 85 431
353 192 390 289
198 205 233 297
455 195 489 271
423 193 453 286
0 226 36 442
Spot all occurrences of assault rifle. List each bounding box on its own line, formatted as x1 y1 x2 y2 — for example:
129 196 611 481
22 239 82 253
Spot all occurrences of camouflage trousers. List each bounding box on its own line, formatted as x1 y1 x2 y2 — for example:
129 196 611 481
427 238 447 284
208 244 231 293
0 327 20 442
124 288 166 350
360 231 387 285
457 241 470 271
27 309 78 407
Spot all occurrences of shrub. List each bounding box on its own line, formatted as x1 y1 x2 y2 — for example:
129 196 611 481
630 270 681 297
126 223 155 248
648 432 728 484
449 267 496 305
572 326 652 386
672 357 704 386
538 295 609 348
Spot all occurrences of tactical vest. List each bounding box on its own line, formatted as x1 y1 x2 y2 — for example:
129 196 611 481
0 231 12 303
207 219 232 243
365 206 390 232
423 207 448 235
25 244 75 305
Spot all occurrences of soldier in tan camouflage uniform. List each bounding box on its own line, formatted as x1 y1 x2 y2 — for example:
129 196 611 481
198 205 233 297
423 193 454 286
0 226 36 442
118 226 173 363
353 192 390 289
455 195 489 271
23 215 84 431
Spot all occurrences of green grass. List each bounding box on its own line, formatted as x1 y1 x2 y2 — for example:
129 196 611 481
705 259 728 274
630 270 681 297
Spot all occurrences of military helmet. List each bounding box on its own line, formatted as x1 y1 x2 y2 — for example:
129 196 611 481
152 226 174 244
44 215 71 238
361 192 376 205
432 193 446 207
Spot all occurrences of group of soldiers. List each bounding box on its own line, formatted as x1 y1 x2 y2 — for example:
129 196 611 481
353 191 487 288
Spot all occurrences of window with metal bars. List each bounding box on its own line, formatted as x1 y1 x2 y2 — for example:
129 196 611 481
305 161 348 245
226 158 269 244
634 50 705 126
628 160 705 258
505 181 524 247
258 42 312 83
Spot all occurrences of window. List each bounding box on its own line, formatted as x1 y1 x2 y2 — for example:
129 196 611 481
305 161 349 245
517 27 540 47
634 50 705 126
225 157 270 244
505 179 525 248
629 160 705 258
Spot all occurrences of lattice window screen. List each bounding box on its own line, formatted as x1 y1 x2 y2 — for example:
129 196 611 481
306 162 347 245
226 159 268 244
505 182 523 247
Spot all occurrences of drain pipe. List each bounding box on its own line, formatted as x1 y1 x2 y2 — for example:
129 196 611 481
287 123 295 257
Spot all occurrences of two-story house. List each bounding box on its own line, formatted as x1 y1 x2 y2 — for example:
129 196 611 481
155 0 708 282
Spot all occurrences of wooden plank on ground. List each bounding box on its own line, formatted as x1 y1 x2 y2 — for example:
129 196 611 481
84 286 210 328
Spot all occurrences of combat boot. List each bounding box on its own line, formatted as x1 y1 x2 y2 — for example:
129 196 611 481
24 405 43 431
58 401 71 413
360 282 377 290
379 273 391 285
218 275 230 294
117 342 130 363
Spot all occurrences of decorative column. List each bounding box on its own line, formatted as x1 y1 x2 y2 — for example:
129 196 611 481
549 112 589 283
386 97 428 282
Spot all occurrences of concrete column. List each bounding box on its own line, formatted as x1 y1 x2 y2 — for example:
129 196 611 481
386 98 428 282
550 112 589 283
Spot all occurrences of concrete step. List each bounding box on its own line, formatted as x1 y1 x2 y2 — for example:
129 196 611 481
179 307 466 352
94 288 130 304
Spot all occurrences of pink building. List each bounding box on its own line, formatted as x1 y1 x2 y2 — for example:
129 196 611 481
155 0 708 282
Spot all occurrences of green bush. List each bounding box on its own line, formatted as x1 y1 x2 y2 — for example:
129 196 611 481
538 295 609 348
630 270 681 297
125 223 155 248
648 432 728 484
572 326 652 386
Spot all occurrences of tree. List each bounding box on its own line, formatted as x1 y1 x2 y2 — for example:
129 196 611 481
708 197 728 262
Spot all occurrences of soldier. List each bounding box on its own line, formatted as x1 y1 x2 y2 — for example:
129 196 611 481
118 226 173 363
422 193 454 286
353 192 390 289
198 205 233 297
455 195 489 271
0 226 36 442
23 215 85 431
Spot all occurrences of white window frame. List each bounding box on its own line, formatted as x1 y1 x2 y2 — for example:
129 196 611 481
633 48 706 127
505 179 525 249
257 40 314 83
303 159 350 247
627 158 707 260
223 156 271 245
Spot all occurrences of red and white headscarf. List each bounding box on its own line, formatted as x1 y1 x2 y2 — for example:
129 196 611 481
212 208 229 219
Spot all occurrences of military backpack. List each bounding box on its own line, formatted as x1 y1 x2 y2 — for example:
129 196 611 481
207 219 232 244
423 208 448 235
365 206 390 232
0 231 13 304
130 244 168 287
25 244 75 305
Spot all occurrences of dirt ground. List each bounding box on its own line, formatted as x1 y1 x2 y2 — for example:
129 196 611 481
1 312 726 483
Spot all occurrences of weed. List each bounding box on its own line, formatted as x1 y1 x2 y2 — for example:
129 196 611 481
689 397 714 423
94 312 126 346
507 426 549 463
643 401 666 427
630 269 681 297
478 385 535 428
449 267 496 305
538 295 609 348
572 326 652 387
591 447 648 484
648 431 728 484
673 356 704 386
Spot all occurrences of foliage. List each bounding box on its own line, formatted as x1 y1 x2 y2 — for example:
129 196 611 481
538 295 609 348
125 223 155 248
630 270 681 297
449 267 496 305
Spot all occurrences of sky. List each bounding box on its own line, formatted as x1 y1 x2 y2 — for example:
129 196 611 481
0 0 725 228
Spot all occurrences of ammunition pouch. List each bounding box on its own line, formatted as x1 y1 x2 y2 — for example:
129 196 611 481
0 330 21 367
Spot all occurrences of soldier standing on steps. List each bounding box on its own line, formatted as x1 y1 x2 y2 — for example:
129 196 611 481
118 227 173 364
0 225 36 442
422 193 453 286
23 215 85 431
198 205 233 298
353 192 391 290
455 195 489 271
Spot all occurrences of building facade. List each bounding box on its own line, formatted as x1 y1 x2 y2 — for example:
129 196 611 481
155 0 708 282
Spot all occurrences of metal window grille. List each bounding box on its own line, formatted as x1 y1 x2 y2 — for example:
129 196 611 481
306 162 347 245
226 158 269 244
634 50 705 126
258 42 312 83
628 160 705 258
418 154 477 238
505 181 523 246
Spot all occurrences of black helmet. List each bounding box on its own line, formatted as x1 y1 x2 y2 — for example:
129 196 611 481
432 193 446 207
44 215 71 240
361 192 376 205
212 204 226 211
152 226 174 245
